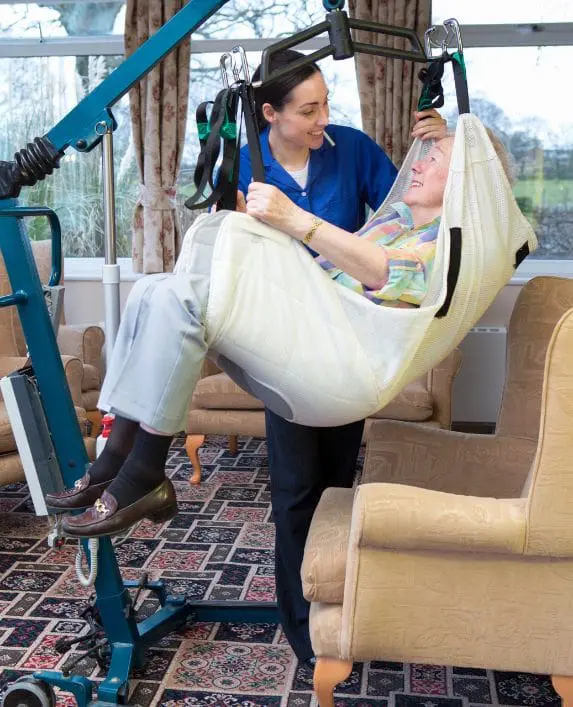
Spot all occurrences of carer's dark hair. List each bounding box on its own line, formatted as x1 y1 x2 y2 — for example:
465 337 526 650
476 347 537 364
252 49 322 133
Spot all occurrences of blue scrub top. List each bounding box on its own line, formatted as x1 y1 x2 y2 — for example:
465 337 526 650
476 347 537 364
238 124 397 233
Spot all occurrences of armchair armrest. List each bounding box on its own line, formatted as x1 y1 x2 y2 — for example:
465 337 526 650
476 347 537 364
362 420 537 498
58 324 104 371
353 483 527 554
0 356 29 379
60 354 84 408
0 355 83 409
427 348 462 428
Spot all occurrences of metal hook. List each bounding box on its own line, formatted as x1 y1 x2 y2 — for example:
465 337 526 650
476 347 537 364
443 17 464 54
220 46 252 88
424 25 445 58
220 52 233 88
424 17 463 58
231 45 251 83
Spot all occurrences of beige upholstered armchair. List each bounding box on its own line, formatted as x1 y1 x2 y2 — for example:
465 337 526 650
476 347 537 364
0 240 99 485
184 350 462 485
1 239 105 433
301 277 573 707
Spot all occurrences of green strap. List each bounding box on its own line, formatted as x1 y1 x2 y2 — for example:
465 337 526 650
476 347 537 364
220 120 237 140
197 122 210 141
452 51 467 80
197 117 237 142
417 87 433 112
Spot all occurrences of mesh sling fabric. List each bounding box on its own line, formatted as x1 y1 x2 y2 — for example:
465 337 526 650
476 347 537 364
175 114 538 426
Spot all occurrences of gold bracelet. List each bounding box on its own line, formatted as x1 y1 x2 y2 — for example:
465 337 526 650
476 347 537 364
303 217 323 245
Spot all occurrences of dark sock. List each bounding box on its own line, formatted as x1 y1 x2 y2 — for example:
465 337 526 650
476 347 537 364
88 415 139 485
106 428 174 509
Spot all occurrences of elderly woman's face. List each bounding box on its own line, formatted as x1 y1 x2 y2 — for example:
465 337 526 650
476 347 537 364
263 71 330 151
403 136 454 211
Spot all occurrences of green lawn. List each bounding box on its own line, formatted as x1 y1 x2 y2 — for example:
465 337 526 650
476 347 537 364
513 179 573 209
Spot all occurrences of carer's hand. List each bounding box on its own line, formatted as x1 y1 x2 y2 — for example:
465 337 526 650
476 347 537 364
411 108 448 140
246 182 301 232
210 190 247 213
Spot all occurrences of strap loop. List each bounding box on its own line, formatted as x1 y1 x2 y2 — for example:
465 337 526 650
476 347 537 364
185 79 264 212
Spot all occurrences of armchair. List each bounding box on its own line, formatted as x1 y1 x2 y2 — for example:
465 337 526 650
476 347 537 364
2 239 105 434
184 349 462 485
301 276 573 707
0 240 99 485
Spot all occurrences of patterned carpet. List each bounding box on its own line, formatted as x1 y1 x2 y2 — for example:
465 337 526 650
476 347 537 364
0 435 562 707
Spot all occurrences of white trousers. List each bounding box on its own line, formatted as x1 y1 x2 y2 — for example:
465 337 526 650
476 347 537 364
97 229 214 434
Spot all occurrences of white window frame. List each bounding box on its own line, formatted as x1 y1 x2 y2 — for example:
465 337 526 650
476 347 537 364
1 15 573 282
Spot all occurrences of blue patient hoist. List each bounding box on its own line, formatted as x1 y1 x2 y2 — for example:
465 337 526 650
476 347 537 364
0 2 454 704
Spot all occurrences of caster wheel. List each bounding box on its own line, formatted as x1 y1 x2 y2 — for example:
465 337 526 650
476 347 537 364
2 678 56 707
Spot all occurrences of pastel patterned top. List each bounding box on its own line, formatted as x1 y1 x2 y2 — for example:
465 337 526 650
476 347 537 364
317 202 440 307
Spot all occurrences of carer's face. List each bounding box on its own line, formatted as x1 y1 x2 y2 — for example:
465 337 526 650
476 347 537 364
264 71 330 151
403 136 454 211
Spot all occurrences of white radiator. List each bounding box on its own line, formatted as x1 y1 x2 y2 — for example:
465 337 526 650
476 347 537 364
452 327 508 424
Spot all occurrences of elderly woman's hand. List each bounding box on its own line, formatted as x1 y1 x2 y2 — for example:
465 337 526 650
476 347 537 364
411 108 448 140
246 182 302 232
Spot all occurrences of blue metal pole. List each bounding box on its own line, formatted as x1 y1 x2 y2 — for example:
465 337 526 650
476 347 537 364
47 0 228 154
0 199 142 703
0 199 87 478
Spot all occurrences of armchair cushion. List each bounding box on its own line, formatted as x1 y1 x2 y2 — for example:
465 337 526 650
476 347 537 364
81 363 101 392
193 373 265 410
193 372 434 422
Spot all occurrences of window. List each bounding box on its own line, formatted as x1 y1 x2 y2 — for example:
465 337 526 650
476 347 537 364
431 1 573 274
0 0 360 265
0 55 134 257
1 0 571 278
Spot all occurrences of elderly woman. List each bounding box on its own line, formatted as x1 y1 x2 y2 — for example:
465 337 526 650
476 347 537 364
47 134 466 537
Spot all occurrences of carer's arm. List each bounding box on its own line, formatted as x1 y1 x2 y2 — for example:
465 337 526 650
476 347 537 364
246 182 389 290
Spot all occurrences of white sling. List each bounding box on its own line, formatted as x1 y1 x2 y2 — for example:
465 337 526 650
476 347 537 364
175 114 537 426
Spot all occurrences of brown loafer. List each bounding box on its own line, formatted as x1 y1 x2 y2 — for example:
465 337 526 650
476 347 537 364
45 471 113 512
61 479 177 538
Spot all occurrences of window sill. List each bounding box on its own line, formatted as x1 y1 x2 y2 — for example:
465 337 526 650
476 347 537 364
510 260 573 285
64 257 141 282
64 257 573 285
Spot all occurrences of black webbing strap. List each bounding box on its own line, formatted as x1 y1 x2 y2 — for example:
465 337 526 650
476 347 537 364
186 87 236 210
417 57 446 111
190 98 219 202
417 51 470 115
185 80 265 212
435 227 462 319
451 52 470 115
239 82 265 183
514 242 530 268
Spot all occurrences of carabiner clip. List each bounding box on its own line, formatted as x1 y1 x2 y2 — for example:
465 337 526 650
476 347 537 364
220 46 252 87
424 25 446 59
231 45 252 83
424 17 463 58
220 52 233 88
443 17 464 54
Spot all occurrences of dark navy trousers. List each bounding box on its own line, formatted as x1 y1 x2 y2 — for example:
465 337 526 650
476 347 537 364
265 408 364 661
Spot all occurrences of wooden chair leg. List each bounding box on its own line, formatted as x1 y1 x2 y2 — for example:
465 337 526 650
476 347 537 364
228 434 238 456
313 657 353 707
86 410 103 438
552 676 573 706
185 434 205 485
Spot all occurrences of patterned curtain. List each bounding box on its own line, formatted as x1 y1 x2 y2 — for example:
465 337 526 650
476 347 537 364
125 0 191 273
348 0 430 167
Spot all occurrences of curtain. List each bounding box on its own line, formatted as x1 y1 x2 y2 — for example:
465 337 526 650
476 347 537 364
125 0 191 273
348 0 430 167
